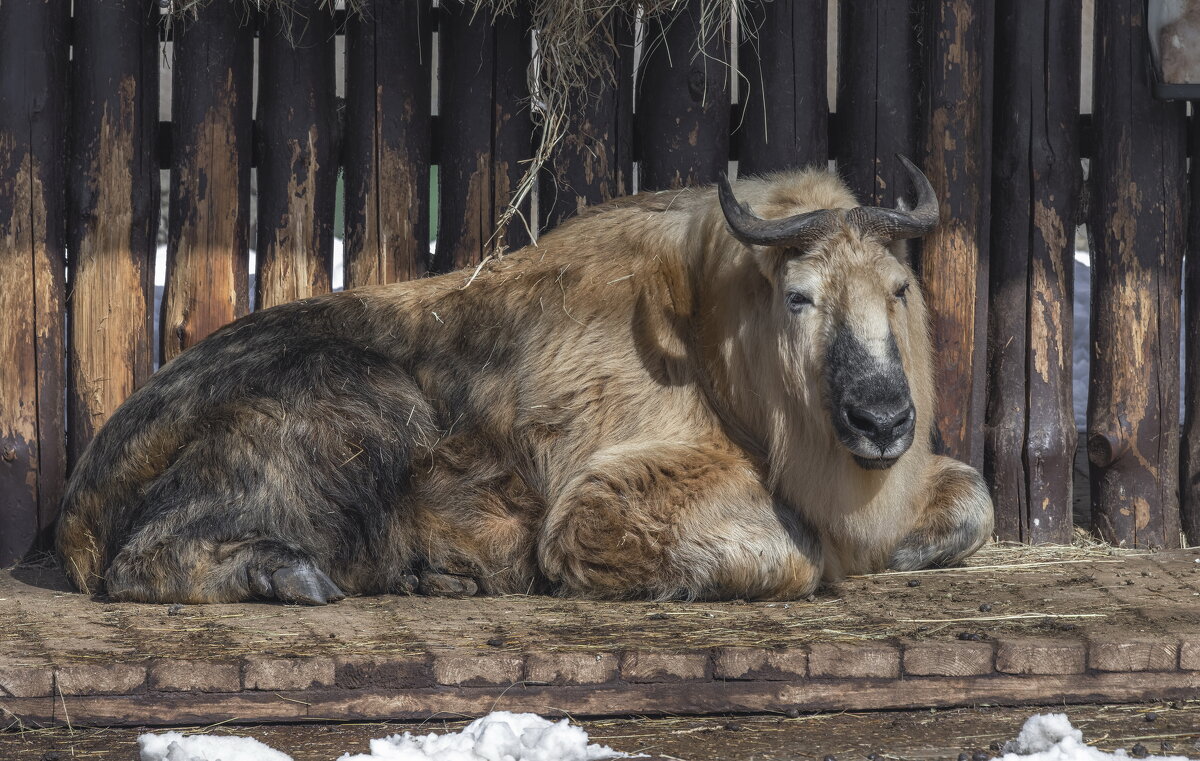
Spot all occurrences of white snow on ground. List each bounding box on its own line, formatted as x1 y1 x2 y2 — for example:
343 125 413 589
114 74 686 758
138 730 294 761
994 714 1192 761
138 712 629 761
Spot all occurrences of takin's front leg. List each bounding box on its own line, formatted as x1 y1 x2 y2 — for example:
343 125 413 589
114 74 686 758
538 441 823 601
889 456 995 571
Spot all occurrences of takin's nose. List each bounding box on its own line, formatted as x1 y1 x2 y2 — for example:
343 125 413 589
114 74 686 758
841 402 916 452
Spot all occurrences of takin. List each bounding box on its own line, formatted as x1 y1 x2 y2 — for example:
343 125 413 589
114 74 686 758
57 157 994 605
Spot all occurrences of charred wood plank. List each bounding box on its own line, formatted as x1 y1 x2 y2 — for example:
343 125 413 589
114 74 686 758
985 0 1081 544
637 0 731 190
738 0 827 175
1087 0 1187 548
67 0 158 468
1186 113 1200 544
436 1 533 271
161 7 253 364
538 12 635 231
834 0 923 208
344 0 432 287
0 0 69 563
256 1 337 306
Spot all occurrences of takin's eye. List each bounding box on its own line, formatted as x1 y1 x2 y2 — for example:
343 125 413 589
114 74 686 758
894 282 910 302
785 290 813 314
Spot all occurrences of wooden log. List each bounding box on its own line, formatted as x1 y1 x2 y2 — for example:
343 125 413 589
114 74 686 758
834 0 923 208
256 1 336 307
738 0 827 175
161 7 253 364
436 1 533 271
1087 0 1187 548
537 13 635 231
66 0 158 468
343 0 432 287
1185 112 1200 544
637 0 731 191
0 0 69 564
985 1 1080 543
920 0 992 468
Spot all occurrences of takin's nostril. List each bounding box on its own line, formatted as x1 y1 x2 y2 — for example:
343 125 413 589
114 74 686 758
844 403 915 444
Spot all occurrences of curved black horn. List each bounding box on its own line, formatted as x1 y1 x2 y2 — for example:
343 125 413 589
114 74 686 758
717 174 834 248
848 154 940 241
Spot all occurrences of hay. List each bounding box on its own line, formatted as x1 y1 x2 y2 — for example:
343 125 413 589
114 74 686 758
164 0 748 253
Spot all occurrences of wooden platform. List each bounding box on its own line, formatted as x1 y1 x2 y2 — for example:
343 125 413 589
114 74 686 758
4 544 1200 728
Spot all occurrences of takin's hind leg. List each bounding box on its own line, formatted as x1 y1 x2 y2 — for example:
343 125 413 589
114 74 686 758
106 535 345 605
889 456 995 571
538 441 823 601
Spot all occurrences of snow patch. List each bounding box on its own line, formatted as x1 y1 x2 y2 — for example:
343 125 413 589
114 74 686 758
139 730 294 761
995 714 1192 761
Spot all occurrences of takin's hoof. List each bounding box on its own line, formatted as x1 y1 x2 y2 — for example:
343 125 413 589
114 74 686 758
251 561 346 605
417 572 478 597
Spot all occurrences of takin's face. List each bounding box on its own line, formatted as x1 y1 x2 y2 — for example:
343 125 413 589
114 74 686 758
777 233 921 470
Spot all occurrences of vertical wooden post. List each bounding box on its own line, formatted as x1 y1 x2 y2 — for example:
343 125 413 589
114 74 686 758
67 0 158 468
1185 110 1200 544
835 0 923 208
256 0 337 307
437 1 533 271
637 0 731 191
985 0 1081 543
920 0 992 468
0 0 68 563
738 0 827 175
344 0 432 288
538 13 635 231
1089 1 1187 548
161 7 253 364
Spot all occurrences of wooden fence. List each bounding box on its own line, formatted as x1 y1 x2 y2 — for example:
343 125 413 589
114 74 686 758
0 0 1195 566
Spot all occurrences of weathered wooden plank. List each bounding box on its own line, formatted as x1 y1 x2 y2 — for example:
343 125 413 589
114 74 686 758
738 0 826 175
834 0 923 208
161 7 253 364
1087 0 1187 548
637 0 731 190
344 0 432 287
1185 113 1200 544
0 0 69 564
538 13 635 231
920 0 992 468
66 0 158 468
256 0 336 307
436 1 533 271
985 0 1080 543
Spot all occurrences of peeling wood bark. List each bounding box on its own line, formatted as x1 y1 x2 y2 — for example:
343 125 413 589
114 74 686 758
738 0 827 175
161 7 253 364
985 1 1080 544
1185 113 1200 544
436 1 533 271
1088 0 1187 548
920 0 992 469
538 13 634 231
636 0 731 191
344 0 431 287
834 0 923 209
256 0 336 307
67 0 158 469
0 0 68 564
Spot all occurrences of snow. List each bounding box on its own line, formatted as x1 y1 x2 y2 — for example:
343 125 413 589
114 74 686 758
138 730 294 761
994 714 1192 761
138 712 629 761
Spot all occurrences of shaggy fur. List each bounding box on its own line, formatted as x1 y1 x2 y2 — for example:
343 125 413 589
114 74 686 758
57 169 994 604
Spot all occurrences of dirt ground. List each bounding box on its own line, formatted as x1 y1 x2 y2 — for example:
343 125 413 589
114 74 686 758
5 701 1200 761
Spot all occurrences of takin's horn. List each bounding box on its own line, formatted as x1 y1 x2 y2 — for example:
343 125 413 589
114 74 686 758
717 173 836 249
846 154 940 242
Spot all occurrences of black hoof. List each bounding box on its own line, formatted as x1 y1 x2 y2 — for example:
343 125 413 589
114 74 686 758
252 560 345 605
417 572 478 597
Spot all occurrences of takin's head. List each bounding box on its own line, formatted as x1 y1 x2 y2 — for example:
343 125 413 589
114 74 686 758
715 156 939 471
